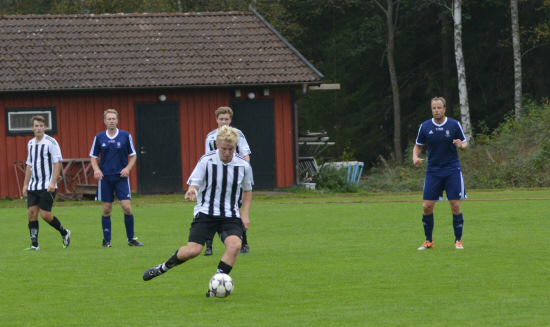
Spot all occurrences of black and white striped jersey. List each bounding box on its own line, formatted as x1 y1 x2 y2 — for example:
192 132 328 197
187 150 253 218
205 128 251 157
25 135 63 191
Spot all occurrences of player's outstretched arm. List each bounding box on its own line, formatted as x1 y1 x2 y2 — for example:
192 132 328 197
412 144 425 167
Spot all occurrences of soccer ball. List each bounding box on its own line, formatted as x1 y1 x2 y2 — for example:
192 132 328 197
208 273 234 298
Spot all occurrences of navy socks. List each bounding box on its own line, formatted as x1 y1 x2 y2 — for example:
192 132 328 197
453 213 464 241
124 214 134 241
102 216 111 241
422 214 434 242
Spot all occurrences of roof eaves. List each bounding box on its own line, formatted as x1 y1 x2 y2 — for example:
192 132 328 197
0 81 323 94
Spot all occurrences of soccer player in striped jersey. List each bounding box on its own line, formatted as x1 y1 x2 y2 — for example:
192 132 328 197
203 106 251 256
22 115 71 250
90 109 143 248
142 126 253 297
413 97 468 250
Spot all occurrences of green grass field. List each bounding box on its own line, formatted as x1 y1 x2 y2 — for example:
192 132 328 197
1 189 549 326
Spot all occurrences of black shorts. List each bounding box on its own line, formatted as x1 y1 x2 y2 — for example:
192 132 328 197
188 212 243 245
27 190 56 211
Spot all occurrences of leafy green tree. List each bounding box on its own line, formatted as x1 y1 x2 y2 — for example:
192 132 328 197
0 0 54 14
2 0 550 169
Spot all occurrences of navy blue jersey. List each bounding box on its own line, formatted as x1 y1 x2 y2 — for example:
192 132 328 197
415 117 466 173
89 129 136 176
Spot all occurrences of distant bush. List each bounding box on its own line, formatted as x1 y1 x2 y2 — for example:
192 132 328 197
461 97 550 188
361 146 425 193
362 98 550 191
313 165 360 193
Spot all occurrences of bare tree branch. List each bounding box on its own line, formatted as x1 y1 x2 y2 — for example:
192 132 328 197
521 42 550 59
393 0 400 31
373 0 386 14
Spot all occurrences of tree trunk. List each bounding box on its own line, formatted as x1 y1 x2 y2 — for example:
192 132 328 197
377 0 403 163
511 0 522 119
452 0 473 141
442 11 454 116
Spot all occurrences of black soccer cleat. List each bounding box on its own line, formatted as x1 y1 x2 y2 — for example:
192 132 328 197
128 237 144 246
101 239 111 248
240 243 249 254
204 246 213 256
143 264 165 281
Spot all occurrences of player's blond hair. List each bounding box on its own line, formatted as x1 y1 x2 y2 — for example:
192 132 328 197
103 108 119 119
216 125 239 146
431 97 446 107
215 106 233 118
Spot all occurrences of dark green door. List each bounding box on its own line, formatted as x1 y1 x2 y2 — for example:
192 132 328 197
134 101 182 194
230 99 276 189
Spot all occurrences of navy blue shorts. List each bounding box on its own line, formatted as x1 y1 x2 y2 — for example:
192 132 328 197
27 190 56 211
188 213 243 245
423 170 467 201
96 174 131 203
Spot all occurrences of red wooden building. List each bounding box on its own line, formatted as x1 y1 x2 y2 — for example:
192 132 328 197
0 11 325 198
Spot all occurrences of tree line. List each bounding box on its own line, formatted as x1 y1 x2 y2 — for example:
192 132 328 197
2 0 549 167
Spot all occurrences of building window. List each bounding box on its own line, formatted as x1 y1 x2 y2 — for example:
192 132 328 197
5 107 57 136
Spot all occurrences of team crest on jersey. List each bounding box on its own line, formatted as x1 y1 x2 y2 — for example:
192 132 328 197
445 130 450 137
117 142 121 148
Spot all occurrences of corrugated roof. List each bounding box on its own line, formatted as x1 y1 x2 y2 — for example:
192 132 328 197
0 12 323 92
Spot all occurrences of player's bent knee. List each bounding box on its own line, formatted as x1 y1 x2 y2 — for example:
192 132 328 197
224 238 242 253
182 243 204 258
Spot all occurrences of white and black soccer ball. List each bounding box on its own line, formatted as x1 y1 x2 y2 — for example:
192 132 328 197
209 273 234 298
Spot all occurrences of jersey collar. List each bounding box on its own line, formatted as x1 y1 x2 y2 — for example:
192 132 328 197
215 149 236 166
106 128 119 139
432 117 447 127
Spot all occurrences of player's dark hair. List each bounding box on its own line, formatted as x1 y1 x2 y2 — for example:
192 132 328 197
30 115 47 127
215 106 233 118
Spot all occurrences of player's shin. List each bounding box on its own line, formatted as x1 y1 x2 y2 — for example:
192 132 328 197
162 250 186 271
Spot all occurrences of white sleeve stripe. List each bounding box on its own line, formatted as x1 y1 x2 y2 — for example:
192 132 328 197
456 122 467 142
415 124 423 145
128 134 137 155
89 136 97 157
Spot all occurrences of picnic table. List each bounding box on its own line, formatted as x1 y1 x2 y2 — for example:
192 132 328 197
14 158 96 200
298 131 334 182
